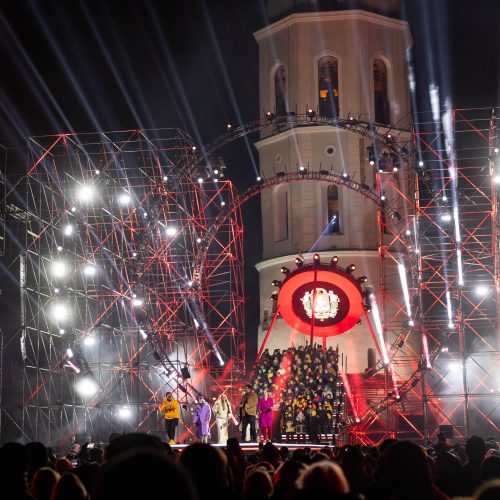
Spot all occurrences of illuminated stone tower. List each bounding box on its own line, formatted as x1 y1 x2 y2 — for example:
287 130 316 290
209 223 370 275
254 2 412 374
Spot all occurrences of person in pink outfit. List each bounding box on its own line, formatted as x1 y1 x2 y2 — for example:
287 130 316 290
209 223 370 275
257 388 274 442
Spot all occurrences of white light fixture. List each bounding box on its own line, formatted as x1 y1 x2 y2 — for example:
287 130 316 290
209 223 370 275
448 322 454 329
77 184 95 202
196 238 202 244
448 361 461 372
166 227 178 237
119 193 132 205
197 177 204 184
408 319 415 327
76 378 98 398
163 175 168 181
118 407 132 419
221 201 226 206
380 195 386 201
59 328 65 335
442 195 448 201
187 280 193 287
54 288 60 294
83 336 96 346
418 160 424 167
83 264 96 276
52 261 68 278
213 169 219 175
57 246 63 252
132 252 137 257
95 169 100 175
52 303 70 322
133 298 143 307
440 213 452 222
257 176 261 181
475 285 488 296
139 328 148 339
494 175 500 184
71 207 77 213
64 224 74 236
405 230 411 236
66 348 74 358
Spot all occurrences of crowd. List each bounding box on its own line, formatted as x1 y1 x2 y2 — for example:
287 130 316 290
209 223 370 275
2 432 500 499
251 344 345 441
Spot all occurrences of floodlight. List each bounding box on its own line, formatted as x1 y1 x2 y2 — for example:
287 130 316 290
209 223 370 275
119 193 132 205
52 261 68 278
166 227 178 237
83 264 96 276
118 407 132 419
196 237 202 243
78 184 96 202
197 177 204 184
475 285 488 296
221 201 226 206
83 336 96 346
64 224 74 236
133 298 143 307
76 378 98 398
57 246 63 251
52 303 70 322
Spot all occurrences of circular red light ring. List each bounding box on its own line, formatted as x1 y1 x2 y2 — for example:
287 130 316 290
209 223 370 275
277 267 363 337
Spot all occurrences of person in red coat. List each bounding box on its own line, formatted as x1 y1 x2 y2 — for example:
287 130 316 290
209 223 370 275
257 389 274 442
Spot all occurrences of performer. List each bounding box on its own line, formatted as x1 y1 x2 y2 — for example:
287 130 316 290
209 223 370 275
159 391 179 445
212 393 233 444
257 388 274 442
240 384 258 442
193 395 211 443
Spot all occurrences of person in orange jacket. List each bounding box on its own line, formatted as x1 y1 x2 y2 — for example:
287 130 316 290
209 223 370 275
159 391 179 444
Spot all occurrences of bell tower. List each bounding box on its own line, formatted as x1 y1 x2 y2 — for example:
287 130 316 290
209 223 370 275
254 5 412 374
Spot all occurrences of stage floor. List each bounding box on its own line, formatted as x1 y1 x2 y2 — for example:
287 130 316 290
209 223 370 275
171 441 335 452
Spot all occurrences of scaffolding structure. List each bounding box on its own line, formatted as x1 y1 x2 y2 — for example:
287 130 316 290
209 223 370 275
21 129 245 446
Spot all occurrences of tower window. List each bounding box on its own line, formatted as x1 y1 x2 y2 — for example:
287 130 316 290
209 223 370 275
274 65 287 116
318 56 339 118
374 59 390 125
274 185 288 241
327 184 341 234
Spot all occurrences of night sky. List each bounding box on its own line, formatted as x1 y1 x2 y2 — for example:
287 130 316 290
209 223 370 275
0 0 499 360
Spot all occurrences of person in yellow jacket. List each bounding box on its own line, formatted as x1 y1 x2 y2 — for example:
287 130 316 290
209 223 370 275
239 384 258 442
159 391 179 444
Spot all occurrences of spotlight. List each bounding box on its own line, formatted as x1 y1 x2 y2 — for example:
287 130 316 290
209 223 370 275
213 169 219 175
57 245 63 252
294 257 303 267
66 348 74 358
405 230 411 236
71 207 77 213
197 177 204 184
265 111 274 120
494 176 500 184
52 261 68 278
166 227 178 237
227 123 232 130
393 166 399 172
192 146 197 152
307 108 316 118
118 407 132 419
418 160 424 167
355 417 361 423
448 322 454 329
77 184 96 202
368 146 376 165
52 303 69 322
54 288 60 294
475 285 488 296
270 292 278 301
408 319 415 327
494 147 499 153
257 176 262 181
357 276 368 283
76 377 98 398
139 328 148 339
441 346 449 353
448 361 461 372
280 266 290 275
272 280 281 287
187 280 193 287
380 195 386 202
313 253 321 263
64 224 74 236
347 264 356 273
299 165 307 174
330 256 339 266
395 394 401 400
221 201 226 206
83 336 96 346
342 171 348 178
119 193 132 205
440 212 452 222
132 252 137 257
83 264 96 276
196 237 202 243
59 328 65 335
95 169 100 175
133 298 143 307
163 175 168 181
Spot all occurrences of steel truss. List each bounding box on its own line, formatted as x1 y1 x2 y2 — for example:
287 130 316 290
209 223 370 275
20 129 245 446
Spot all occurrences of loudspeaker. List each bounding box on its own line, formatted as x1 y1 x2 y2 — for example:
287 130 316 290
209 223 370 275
181 366 191 379
439 424 454 439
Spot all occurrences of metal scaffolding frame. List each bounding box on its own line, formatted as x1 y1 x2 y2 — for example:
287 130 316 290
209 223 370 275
19 128 245 446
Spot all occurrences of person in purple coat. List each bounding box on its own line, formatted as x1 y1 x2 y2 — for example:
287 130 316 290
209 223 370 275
193 396 211 443
257 388 274 442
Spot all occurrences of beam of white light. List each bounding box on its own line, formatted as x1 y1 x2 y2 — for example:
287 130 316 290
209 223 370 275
453 206 461 243
65 360 80 374
457 249 464 286
429 84 440 121
340 372 359 423
422 334 432 369
398 263 412 318
368 293 390 365
446 290 453 325
448 361 462 372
